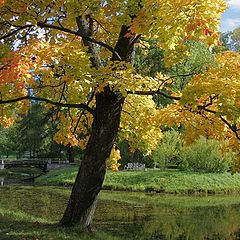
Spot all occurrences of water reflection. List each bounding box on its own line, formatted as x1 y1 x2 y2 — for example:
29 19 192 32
0 170 39 186
0 177 3 186
96 193 240 239
0 175 31 186
1 186 240 239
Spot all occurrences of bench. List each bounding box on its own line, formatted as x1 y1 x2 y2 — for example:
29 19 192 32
124 162 145 171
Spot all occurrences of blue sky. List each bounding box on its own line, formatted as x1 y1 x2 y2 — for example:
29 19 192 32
220 0 240 32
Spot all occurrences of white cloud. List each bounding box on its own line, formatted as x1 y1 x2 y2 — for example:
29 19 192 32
220 1 240 32
227 0 240 8
220 18 240 32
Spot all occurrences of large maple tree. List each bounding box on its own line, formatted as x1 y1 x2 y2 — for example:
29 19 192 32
1 0 239 229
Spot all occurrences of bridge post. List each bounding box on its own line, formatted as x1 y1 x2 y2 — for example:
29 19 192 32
0 160 4 170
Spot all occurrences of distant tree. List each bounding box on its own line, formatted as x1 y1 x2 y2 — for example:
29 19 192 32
150 130 183 169
0 126 14 158
9 104 78 161
179 136 235 173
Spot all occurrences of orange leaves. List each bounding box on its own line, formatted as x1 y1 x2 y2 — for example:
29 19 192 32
203 28 213 36
184 15 219 47
0 0 5 6
130 8 150 35
0 116 14 128
96 85 105 93
1 54 20 81
0 49 34 100
186 23 197 33
186 20 213 37
0 50 33 81
4 116 14 128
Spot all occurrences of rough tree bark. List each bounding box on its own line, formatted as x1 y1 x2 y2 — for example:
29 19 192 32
60 20 135 229
60 88 124 228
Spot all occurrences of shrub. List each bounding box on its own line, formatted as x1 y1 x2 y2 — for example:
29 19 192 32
150 130 183 168
179 136 235 173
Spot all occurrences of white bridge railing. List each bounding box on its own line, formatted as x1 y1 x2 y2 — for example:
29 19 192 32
0 159 70 170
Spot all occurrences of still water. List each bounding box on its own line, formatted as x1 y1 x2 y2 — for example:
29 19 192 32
1 184 240 239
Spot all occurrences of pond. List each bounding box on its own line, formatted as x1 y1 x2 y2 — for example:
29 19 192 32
0 167 42 186
1 185 240 239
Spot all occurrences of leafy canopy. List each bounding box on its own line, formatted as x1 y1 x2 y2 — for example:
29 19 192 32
2 0 239 166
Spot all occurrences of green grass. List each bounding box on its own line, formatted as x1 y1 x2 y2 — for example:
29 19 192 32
36 165 78 185
36 166 240 194
0 214 124 240
0 186 125 240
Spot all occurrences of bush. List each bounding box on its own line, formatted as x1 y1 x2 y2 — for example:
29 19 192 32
179 136 235 173
150 130 183 168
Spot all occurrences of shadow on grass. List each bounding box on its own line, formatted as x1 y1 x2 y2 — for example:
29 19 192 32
0 215 124 240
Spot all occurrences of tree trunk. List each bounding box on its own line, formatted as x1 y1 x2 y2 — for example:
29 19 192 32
132 149 141 163
60 88 124 229
67 145 74 163
60 14 135 228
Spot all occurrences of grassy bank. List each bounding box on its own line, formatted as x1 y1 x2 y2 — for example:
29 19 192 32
36 166 240 194
0 186 126 240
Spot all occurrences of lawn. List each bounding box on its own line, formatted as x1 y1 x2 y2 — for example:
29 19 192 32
36 166 240 194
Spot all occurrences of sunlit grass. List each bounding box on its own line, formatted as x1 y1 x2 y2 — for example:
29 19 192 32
36 167 240 194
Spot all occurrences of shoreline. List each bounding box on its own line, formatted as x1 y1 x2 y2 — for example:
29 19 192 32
35 166 240 195
2 166 240 195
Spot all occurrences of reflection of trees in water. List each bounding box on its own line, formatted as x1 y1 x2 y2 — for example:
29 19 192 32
95 199 151 237
96 200 240 240
1 187 240 239
141 206 240 240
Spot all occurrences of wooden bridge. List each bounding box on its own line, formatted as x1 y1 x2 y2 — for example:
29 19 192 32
0 159 70 172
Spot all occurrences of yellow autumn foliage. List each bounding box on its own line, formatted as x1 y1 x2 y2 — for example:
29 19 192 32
1 0 237 172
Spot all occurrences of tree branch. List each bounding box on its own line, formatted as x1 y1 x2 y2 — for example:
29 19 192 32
1 21 119 58
127 90 181 100
197 106 216 114
0 95 94 114
126 69 198 100
220 116 240 140
37 22 119 57
194 103 240 140
0 25 33 40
